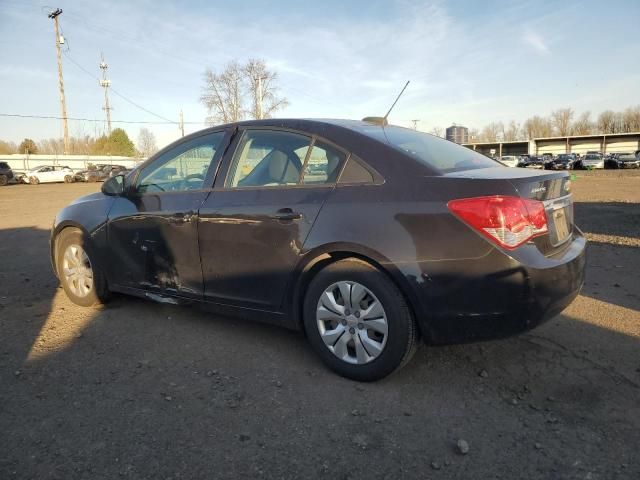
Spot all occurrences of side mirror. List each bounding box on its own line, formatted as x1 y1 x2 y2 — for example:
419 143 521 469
102 174 125 196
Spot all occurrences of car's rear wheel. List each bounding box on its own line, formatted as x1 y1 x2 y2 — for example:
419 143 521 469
64 175 74 183
56 228 109 307
303 258 417 381
0 175 7 186
30 176 39 185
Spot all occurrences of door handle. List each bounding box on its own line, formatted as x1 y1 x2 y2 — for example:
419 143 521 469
271 208 302 221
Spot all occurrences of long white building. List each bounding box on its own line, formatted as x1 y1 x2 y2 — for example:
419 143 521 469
0 154 143 172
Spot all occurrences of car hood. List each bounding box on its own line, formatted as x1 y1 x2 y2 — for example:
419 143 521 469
69 191 106 205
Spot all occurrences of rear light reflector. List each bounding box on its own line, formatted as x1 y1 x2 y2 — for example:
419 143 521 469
448 196 548 249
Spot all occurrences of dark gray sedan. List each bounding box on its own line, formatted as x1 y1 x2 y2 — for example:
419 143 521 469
50 119 586 381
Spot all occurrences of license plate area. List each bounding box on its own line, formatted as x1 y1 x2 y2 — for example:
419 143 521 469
544 195 573 246
552 208 570 243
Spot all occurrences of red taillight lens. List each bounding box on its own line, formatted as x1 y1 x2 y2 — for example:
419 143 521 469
447 196 548 249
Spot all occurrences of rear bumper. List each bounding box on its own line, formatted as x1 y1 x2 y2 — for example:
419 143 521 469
412 231 586 344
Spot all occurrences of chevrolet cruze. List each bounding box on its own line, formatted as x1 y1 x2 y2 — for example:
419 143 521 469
51 119 586 381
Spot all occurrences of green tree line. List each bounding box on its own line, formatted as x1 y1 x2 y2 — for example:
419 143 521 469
0 128 137 156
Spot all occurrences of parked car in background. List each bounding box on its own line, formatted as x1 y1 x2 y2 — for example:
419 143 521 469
545 153 576 170
75 164 128 182
0 161 14 186
50 118 586 381
519 156 544 169
109 166 132 178
26 165 75 184
580 153 605 169
499 155 520 167
605 153 640 169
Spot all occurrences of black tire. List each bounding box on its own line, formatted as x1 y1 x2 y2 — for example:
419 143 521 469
30 176 39 185
55 228 109 307
64 175 74 183
303 258 417 381
0 175 7 186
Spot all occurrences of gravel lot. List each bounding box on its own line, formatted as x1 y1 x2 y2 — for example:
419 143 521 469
1 171 639 479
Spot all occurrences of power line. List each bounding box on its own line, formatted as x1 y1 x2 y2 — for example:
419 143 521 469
62 51 178 124
0 113 207 125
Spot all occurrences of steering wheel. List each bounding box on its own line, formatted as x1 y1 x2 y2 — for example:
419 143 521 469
181 173 205 190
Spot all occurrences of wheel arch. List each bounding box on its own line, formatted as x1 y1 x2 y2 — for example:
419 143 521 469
51 222 95 279
286 243 431 341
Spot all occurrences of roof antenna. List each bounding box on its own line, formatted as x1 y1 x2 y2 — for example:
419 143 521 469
384 80 410 122
362 80 410 126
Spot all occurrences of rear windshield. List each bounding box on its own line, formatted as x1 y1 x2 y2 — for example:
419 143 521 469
359 125 499 173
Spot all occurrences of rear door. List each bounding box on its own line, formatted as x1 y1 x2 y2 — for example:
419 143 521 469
197 128 347 311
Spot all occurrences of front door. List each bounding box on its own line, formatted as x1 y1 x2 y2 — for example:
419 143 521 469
198 128 346 311
107 130 230 298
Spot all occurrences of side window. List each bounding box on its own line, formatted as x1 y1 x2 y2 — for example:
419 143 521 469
137 132 224 193
301 141 346 185
227 130 312 188
338 156 375 184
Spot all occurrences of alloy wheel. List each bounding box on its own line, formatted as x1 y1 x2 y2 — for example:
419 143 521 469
316 281 388 365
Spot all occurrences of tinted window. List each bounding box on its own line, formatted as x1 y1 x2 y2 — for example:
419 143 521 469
359 125 499 173
137 132 224 193
227 130 312 188
0 162 9 169
338 156 375 184
301 141 346 185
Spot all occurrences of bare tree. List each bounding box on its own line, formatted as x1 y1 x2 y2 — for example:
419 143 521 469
622 106 640 132
523 116 553 139
571 111 593 135
244 58 289 120
502 120 521 141
0 140 17 154
551 108 574 136
201 61 245 125
597 110 617 134
430 126 444 138
137 128 158 158
479 122 503 142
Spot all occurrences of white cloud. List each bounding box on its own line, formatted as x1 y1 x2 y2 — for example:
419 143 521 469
523 30 550 55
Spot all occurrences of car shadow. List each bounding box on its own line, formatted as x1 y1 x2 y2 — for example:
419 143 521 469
574 201 639 312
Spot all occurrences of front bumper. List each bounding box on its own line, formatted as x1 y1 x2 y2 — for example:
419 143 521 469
412 230 586 344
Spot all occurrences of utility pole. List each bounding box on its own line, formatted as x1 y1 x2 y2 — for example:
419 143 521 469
99 52 113 135
411 119 420 130
179 109 185 137
48 8 70 154
255 75 267 120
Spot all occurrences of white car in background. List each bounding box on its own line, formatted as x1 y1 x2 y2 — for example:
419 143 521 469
499 155 520 167
26 165 75 184
581 154 605 169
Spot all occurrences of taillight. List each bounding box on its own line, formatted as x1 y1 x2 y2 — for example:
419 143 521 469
448 196 548 249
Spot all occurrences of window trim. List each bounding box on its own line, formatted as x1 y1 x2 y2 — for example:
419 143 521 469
220 127 352 191
128 129 229 197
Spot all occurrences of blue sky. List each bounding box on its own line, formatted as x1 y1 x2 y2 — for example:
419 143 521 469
1 0 639 148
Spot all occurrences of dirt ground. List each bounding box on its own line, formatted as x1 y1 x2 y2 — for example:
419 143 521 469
1 171 639 479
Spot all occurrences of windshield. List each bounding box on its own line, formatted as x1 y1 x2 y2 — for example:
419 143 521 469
585 154 601 160
359 125 499 173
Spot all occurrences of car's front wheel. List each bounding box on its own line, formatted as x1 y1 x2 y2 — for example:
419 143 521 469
56 228 109 307
0 174 7 186
29 176 39 185
303 258 417 381
64 175 74 183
